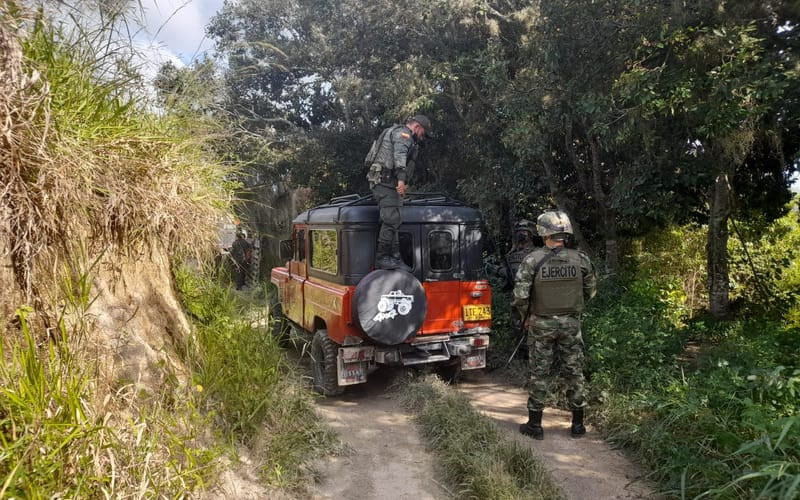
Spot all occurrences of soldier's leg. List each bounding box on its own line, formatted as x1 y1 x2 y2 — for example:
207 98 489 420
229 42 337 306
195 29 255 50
520 320 557 439
527 319 558 411
372 185 402 264
555 316 587 437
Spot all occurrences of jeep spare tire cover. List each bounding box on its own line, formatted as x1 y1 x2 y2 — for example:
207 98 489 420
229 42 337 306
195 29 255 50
352 270 428 345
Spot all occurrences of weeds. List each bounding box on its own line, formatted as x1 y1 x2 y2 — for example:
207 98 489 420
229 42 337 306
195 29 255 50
399 376 564 500
175 264 338 490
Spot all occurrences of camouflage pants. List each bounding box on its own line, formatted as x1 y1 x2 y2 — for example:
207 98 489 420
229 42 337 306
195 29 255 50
371 184 402 259
526 314 586 411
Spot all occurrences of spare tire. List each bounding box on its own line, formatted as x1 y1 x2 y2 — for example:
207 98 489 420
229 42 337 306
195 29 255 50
352 270 427 345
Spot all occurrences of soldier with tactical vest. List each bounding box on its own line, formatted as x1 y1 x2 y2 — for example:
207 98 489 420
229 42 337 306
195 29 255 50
365 115 431 271
504 219 538 290
513 210 596 440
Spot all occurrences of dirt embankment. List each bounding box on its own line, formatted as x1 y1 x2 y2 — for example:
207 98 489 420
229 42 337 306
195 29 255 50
308 368 657 500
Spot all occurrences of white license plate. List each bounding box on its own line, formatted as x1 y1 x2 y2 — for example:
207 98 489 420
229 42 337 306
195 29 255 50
461 350 486 370
337 359 368 386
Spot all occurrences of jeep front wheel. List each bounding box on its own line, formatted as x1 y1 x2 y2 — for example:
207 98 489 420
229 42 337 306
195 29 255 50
310 329 344 396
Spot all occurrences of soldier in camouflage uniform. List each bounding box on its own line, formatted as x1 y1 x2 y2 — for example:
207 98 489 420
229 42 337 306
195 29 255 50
503 219 538 290
513 210 596 439
365 115 431 271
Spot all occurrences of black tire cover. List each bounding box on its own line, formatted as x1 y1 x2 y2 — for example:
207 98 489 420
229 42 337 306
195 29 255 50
352 270 428 345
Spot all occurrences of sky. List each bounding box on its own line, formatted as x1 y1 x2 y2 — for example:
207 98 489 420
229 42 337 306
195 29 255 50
136 0 225 66
126 0 225 84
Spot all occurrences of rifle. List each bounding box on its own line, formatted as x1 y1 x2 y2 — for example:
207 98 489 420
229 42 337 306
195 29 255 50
503 247 560 368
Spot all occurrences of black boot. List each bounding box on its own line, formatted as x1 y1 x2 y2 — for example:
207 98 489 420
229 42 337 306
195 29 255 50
570 408 586 438
519 410 544 440
391 251 412 272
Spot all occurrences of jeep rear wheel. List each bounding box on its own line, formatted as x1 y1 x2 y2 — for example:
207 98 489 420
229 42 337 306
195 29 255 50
311 329 344 396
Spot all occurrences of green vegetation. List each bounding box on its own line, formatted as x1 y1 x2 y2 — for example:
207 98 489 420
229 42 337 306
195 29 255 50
175 265 338 489
0 4 333 496
400 376 565 500
583 205 800 499
0 286 217 496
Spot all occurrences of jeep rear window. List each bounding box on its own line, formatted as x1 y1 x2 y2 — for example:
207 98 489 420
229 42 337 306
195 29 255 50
310 229 337 274
429 231 452 271
399 232 414 269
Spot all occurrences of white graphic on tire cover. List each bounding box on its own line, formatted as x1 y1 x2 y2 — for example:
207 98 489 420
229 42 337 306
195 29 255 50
373 290 414 322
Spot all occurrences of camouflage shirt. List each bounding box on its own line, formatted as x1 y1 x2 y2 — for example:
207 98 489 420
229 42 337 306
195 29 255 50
513 245 596 317
365 124 420 186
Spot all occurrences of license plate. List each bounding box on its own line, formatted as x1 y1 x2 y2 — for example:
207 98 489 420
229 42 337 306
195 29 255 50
461 350 486 370
337 359 368 386
463 304 491 321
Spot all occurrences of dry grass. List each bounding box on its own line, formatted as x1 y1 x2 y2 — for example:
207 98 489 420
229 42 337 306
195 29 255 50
0 1 230 306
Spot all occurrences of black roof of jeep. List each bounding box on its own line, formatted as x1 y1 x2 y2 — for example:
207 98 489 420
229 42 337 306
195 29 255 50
293 193 483 225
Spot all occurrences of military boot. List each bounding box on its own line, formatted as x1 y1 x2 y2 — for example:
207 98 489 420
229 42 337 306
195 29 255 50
391 251 412 273
570 408 586 438
519 410 544 440
375 255 399 270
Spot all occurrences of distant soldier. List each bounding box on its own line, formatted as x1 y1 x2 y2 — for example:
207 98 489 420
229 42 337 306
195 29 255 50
365 115 431 271
230 231 252 290
503 219 538 290
513 210 596 440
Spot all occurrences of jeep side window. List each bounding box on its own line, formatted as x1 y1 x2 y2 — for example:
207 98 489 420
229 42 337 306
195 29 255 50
310 229 338 274
296 229 306 261
399 231 414 269
429 231 453 271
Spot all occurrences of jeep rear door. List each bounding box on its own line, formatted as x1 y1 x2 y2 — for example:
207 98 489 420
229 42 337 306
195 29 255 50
419 224 462 333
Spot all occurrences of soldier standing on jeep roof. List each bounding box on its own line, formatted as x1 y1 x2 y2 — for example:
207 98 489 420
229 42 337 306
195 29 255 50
513 210 596 440
365 115 432 271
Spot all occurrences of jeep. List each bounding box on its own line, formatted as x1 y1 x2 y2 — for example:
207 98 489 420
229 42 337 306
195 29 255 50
271 193 491 395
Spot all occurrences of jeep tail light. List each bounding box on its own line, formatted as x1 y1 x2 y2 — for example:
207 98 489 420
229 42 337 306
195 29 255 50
469 335 489 347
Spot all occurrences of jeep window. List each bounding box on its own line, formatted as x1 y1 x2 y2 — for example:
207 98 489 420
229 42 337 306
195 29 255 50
465 228 483 271
429 231 453 271
295 229 306 261
399 231 414 269
310 229 338 274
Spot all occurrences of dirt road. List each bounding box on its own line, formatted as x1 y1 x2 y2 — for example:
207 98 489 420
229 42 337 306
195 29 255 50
307 368 449 500
308 368 657 500
458 370 656 499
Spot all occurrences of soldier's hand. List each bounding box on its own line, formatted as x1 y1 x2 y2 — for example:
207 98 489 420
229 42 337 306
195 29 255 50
397 180 406 196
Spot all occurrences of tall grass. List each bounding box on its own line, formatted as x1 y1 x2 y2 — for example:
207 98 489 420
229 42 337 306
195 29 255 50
175 264 338 489
399 376 565 499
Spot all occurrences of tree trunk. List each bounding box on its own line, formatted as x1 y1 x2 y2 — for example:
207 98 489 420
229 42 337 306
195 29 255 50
540 155 594 257
708 173 731 318
588 136 618 274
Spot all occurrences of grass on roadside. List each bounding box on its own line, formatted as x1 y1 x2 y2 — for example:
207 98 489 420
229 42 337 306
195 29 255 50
398 376 565 500
175 264 339 490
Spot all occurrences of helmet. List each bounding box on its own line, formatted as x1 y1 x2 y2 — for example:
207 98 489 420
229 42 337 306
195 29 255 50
514 219 535 235
536 210 572 238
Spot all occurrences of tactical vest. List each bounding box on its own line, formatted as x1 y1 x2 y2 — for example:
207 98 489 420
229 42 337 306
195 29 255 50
365 125 418 187
366 125 402 187
506 247 533 284
532 248 584 315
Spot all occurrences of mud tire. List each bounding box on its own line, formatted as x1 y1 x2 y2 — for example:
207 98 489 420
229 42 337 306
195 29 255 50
352 270 427 345
311 329 344 396
435 361 463 384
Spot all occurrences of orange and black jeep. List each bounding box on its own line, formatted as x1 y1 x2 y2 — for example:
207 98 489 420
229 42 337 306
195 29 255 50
271 193 492 395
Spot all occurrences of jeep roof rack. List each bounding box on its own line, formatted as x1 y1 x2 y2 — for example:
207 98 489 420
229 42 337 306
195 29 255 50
301 192 469 223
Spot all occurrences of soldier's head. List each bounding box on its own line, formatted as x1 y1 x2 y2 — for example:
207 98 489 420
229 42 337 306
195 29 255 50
407 115 432 141
537 210 572 246
513 219 535 246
